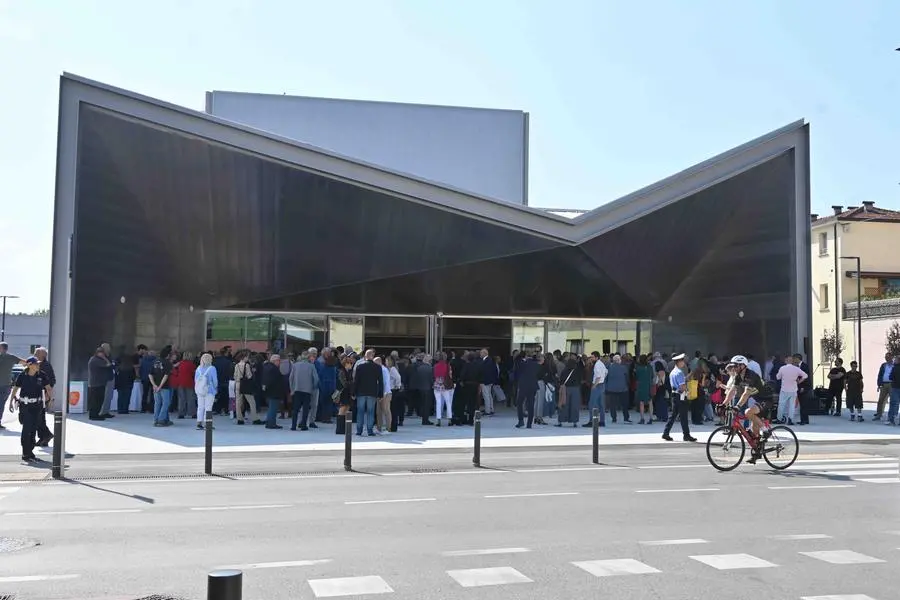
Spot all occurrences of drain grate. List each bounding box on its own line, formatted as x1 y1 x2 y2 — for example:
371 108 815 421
134 596 191 600
68 473 210 482
0 593 17 600
409 468 447 474
67 469 348 482
0 537 40 554
225 470 345 477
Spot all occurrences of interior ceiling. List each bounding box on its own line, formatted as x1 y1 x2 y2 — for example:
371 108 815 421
73 106 797 323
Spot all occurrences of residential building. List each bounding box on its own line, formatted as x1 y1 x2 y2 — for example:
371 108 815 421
810 202 900 392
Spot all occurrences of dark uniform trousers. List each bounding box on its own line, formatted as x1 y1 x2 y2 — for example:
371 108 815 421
19 401 42 458
663 396 691 437
516 386 536 427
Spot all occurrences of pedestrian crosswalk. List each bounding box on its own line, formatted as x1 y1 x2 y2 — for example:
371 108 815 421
297 540 897 598
792 457 898 484
0 486 21 503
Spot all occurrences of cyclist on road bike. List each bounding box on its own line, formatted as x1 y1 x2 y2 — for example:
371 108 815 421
723 355 775 464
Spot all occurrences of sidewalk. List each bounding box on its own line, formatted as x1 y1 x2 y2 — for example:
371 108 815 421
2 406 899 457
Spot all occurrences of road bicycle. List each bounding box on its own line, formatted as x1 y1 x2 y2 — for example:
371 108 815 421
705 403 799 471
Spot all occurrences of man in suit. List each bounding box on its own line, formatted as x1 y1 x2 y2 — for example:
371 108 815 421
794 352 813 425
874 352 894 422
479 348 498 416
515 352 541 429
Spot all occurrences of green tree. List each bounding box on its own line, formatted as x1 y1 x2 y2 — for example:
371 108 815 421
820 328 844 362
886 321 900 357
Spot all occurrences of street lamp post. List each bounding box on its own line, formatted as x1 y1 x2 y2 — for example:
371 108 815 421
840 256 862 373
0 295 20 342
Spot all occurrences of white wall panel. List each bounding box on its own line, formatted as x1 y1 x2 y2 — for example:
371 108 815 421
206 92 528 205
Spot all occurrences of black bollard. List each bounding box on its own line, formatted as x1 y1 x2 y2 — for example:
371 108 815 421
344 411 353 471
473 410 482 467
51 411 64 479
208 568 242 600
592 407 600 464
204 410 213 475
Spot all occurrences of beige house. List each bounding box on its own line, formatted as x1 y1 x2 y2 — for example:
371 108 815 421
810 201 900 395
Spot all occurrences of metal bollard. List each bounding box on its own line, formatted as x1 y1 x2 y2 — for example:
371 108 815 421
344 411 353 471
592 408 600 464
204 410 213 475
473 410 482 467
207 568 242 600
51 411 64 479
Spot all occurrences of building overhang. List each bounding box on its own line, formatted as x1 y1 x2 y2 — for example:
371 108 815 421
57 73 809 246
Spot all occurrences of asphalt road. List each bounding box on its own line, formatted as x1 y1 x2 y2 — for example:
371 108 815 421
1 442 898 600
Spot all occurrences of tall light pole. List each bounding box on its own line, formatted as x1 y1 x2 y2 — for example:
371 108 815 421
839 256 862 373
0 295 19 342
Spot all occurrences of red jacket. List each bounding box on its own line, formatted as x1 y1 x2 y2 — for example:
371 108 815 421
171 360 196 388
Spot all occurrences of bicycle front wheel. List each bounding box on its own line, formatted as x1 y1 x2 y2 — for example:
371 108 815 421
706 426 745 472
762 425 799 470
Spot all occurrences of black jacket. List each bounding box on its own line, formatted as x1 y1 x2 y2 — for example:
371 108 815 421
262 362 285 398
353 360 384 398
410 362 434 391
877 361 891 385
517 358 541 394
40 360 57 388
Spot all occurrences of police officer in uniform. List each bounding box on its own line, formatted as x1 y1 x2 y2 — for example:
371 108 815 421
8 356 52 462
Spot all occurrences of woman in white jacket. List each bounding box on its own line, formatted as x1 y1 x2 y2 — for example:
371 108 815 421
194 352 218 430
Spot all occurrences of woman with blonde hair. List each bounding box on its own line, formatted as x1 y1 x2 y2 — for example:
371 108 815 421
194 352 218 430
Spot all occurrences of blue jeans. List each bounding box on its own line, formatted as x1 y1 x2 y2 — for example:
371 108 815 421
356 395 376 434
266 397 280 427
153 388 172 424
888 388 900 423
588 384 605 425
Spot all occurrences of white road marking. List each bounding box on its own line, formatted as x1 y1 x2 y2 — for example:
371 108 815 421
635 488 720 494
4 509 142 516
690 553 778 570
442 548 530 557
640 539 708 546
308 575 394 597
822 469 898 477
514 466 630 473
800 550 885 565
0 574 80 583
768 484 856 490
573 558 661 577
637 464 708 470
856 477 900 484
801 595 878 600
446 566 533 587
484 492 579 499
796 457 893 464
344 498 435 505
222 559 332 570
771 534 833 541
191 504 292 511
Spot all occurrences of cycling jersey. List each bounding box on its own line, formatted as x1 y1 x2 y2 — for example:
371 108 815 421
735 369 773 400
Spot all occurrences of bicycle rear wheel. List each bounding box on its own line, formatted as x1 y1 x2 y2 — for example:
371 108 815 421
762 425 799 470
706 426 745 471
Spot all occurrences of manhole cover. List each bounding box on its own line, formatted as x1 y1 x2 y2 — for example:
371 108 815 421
0 537 40 553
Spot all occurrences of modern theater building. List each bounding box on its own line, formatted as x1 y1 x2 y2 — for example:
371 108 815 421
50 74 812 393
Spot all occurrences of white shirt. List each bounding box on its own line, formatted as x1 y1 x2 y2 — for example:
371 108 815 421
592 360 608 384
748 360 762 377
776 364 807 394
389 366 402 391
380 365 391 395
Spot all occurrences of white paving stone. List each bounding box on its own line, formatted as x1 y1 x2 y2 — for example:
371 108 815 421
800 550 886 565
573 558 661 577
308 575 394 597
446 567 533 588
689 553 778 570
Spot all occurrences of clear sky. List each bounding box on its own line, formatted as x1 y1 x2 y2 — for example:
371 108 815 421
1 0 898 312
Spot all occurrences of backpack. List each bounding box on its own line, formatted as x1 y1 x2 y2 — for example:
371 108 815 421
195 366 212 396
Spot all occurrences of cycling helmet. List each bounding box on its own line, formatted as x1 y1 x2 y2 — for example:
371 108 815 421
729 355 749 366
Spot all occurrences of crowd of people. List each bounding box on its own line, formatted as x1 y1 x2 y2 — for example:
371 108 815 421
78 342 897 437
4 339 898 461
